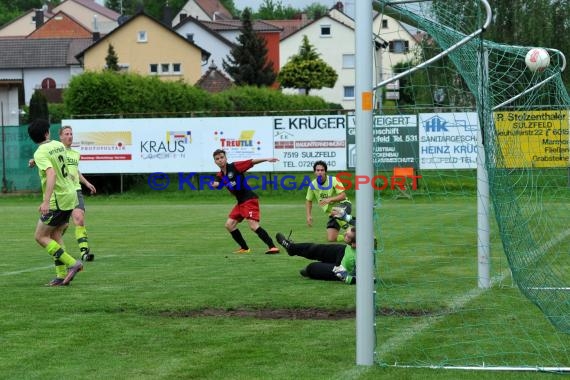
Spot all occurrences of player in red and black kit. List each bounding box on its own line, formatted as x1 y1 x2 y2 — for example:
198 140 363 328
211 149 280 254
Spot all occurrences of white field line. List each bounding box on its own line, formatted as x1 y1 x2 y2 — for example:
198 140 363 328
1 265 53 276
1 255 118 276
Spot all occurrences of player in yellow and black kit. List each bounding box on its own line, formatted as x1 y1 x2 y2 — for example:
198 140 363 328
59 126 96 261
305 160 354 242
28 119 83 286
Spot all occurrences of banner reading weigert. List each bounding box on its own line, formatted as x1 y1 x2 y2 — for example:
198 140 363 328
63 117 275 173
272 115 347 172
346 114 418 170
493 110 569 168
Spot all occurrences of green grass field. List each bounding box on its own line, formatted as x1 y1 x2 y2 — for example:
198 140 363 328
1 193 567 379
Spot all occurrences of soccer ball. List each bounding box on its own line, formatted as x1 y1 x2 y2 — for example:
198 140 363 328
525 48 550 72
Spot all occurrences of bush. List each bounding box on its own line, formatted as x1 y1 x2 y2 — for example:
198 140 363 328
28 90 49 122
48 103 69 123
64 72 333 118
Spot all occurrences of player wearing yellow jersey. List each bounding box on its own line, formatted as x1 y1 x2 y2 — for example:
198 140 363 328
28 119 82 286
305 160 353 242
59 126 96 261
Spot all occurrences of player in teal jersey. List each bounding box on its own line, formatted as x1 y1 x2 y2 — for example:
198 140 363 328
28 119 83 286
305 160 353 242
59 126 96 261
276 227 357 284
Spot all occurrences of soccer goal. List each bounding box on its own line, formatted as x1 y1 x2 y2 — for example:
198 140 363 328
370 0 570 372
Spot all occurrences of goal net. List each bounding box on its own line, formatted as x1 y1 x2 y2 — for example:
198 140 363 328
372 0 570 371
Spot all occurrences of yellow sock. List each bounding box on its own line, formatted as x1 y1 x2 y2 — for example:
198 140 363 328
45 240 76 266
54 259 67 278
75 225 89 252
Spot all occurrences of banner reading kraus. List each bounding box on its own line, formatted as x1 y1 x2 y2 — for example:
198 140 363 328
272 115 347 171
63 117 275 174
493 110 569 168
418 112 479 169
346 114 418 170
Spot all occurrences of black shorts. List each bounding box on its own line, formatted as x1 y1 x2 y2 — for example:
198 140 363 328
326 201 352 230
40 209 72 227
75 190 85 211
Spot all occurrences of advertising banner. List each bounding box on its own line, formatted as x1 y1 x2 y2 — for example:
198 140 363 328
63 117 275 174
493 110 569 168
418 112 479 169
272 115 347 172
346 114 418 170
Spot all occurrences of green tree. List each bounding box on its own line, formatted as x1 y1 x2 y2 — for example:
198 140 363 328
303 3 328 19
277 35 337 95
222 7 276 87
28 90 49 123
105 44 120 71
0 5 21 28
430 0 570 85
104 0 187 19
255 0 297 20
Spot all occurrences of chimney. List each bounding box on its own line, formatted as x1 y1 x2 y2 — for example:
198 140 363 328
34 9 44 29
162 4 174 26
334 1 344 13
92 15 100 41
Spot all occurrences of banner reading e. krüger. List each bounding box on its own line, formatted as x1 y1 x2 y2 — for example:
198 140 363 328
272 115 347 172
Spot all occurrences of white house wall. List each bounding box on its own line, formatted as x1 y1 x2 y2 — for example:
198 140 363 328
0 11 37 37
216 30 240 44
280 16 356 109
0 86 21 125
53 2 118 33
23 67 75 104
173 3 210 25
372 14 418 84
175 23 232 76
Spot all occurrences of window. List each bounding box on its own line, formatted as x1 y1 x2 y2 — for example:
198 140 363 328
342 54 355 69
150 63 181 75
343 86 355 99
389 40 409 54
320 25 331 37
137 30 147 42
41 78 56 89
382 19 388 28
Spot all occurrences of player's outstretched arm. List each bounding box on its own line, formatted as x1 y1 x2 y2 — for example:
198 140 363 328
251 157 279 165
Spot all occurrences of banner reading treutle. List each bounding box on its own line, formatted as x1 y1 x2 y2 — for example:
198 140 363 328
494 110 569 168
